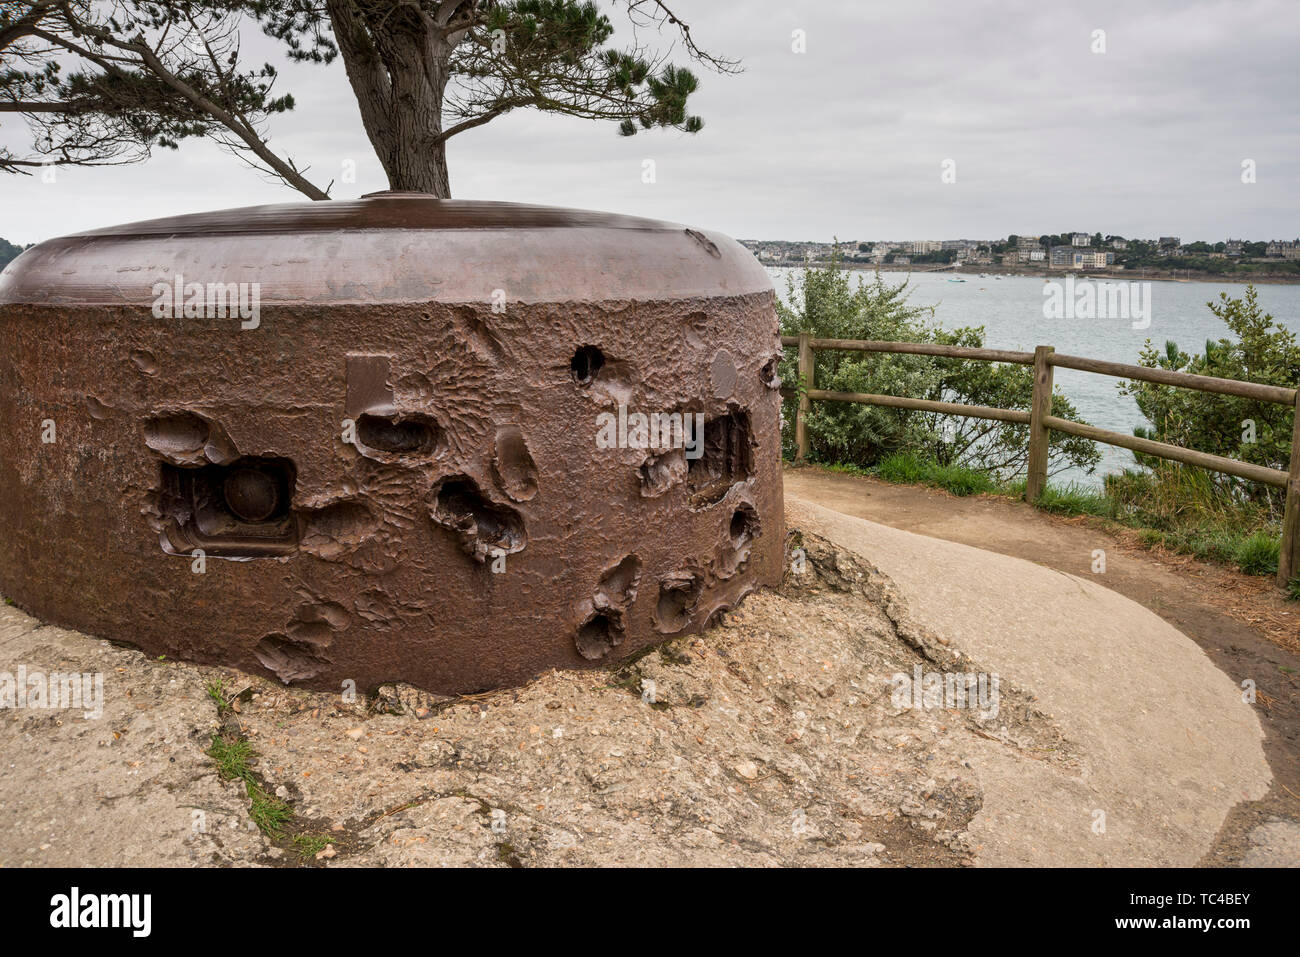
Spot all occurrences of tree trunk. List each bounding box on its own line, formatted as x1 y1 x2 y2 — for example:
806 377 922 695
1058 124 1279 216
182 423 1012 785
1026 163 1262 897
325 0 453 197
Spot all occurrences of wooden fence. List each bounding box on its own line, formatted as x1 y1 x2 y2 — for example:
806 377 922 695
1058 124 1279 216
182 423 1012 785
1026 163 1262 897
781 334 1300 588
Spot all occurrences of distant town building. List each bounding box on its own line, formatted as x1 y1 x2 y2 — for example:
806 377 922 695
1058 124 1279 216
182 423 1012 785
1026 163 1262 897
735 234 1279 269
1052 247 1114 269
1077 249 1116 268
1005 249 1043 265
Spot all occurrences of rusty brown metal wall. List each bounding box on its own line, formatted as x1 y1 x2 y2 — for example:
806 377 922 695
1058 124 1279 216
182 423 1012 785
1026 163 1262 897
0 196 785 694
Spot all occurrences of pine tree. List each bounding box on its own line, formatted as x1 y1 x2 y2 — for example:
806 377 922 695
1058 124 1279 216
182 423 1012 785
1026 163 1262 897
1 1 732 197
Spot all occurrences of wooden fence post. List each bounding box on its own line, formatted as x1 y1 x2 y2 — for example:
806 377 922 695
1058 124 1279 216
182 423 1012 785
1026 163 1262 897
1026 345 1055 504
1279 388 1300 589
796 332 812 463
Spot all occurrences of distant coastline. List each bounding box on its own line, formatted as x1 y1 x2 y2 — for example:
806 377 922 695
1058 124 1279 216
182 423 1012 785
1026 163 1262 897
764 261 1300 286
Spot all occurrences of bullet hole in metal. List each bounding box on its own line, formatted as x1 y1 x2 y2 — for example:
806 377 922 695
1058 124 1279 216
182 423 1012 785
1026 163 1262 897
688 409 755 507
355 413 440 455
575 611 621 661
654 571 703 633
299 500 379 560
570 345 604 385
492 424 539 501
730 504 758 547
430 476 526 562
144 412 209 458
129 349 160 376
639 447 688 498
456 306 505 362
718 503 760 579
287 601 349 645
255 632 330 684
85 395 111 420
685 228 722 259
597 554 642 608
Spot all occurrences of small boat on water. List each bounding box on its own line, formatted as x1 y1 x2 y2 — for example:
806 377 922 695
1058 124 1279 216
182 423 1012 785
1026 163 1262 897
947 277 966 283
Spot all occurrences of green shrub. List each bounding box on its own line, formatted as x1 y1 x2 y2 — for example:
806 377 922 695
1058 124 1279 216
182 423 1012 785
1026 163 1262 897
778 251 1100 480
1119 285 1299 511
1234 532 1280 576
788 275 1293 581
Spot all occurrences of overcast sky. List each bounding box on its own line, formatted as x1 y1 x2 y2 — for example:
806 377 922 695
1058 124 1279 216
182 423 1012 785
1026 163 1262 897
2 0 1298 246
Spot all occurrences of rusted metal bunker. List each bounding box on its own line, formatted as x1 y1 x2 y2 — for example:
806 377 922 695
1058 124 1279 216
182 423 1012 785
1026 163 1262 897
0 194 784 693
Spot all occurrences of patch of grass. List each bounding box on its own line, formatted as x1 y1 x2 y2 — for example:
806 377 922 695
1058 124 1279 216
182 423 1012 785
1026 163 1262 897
871 452 996 497
1032 482 1110 518
292 833 331 858
1287 578 1300 602
1136 528 1164 547
206 733 293 838
939 466 997 497
3 597 14 606
248 788 294 836
1039 473 1282 577
206 734 251 778
205 679 230 713
1234 532 1280 576
872 451 930 484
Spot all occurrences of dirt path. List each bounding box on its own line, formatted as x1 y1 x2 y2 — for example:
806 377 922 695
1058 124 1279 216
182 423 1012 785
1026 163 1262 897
784 465 1300 866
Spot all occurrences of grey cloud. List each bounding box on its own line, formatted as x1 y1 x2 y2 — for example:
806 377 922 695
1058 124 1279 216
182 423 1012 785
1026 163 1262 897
1 0 1296 244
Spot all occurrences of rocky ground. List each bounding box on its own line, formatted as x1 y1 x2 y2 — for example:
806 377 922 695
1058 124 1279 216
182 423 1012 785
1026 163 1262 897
2 531 1072 867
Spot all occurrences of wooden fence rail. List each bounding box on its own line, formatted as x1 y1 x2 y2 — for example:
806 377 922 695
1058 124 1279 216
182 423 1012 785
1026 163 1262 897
779 333 1300 588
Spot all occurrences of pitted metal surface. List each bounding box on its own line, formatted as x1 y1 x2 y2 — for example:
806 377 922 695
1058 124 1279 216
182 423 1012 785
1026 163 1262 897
0 196 784 693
